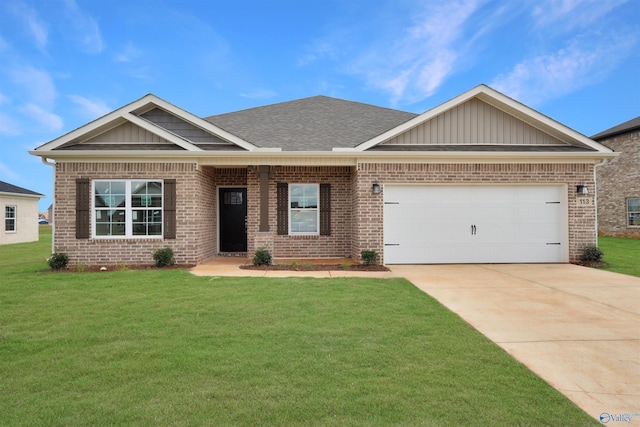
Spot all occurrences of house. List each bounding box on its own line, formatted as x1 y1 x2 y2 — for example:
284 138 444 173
0 181 45 245
592 116 640 238
29 85 615 267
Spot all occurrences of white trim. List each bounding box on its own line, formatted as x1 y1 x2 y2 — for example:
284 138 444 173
288 183 320 236
4 205 17 233
92 179 164 239
33 94 258 152
0 191 44 199
354 85 614 153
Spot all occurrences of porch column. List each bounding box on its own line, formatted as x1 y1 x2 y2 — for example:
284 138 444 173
250 165 280 232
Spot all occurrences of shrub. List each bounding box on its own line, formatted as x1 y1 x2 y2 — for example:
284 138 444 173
153 247 176 267
253 247 272 266
581 245 604 262
361 250 379 265
48 253 69 270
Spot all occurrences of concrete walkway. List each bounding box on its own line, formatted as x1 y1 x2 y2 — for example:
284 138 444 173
391 264 640 423
191 260 640 422
190 257 397 279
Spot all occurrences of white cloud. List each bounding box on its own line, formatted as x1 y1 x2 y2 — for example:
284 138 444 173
21 103 63 131
239 89 277 100
491 31 637 106
0 162 22 182
68 95 111 118
8 0 48 50
532 0 628 29
0 114 20 135
114 42 141 63
349 0 482 106
9 66 57 106
63 0 104 54
0 34 10 51
297 41 339 67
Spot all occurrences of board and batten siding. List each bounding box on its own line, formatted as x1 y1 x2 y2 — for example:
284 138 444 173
381 98 567 146
84 122 172 144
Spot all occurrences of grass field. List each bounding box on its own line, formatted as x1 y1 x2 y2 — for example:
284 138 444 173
597 236 640 277
0 227 599 426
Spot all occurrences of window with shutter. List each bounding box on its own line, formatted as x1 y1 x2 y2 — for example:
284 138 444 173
276 183 331 236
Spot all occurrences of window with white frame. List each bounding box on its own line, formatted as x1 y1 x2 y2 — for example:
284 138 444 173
289 184 319 234
5 205 16 232
628 198 640 227
93 180 163 237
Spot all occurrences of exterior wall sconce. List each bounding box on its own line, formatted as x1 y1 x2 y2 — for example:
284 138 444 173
576 185 589 195
372 183 381 194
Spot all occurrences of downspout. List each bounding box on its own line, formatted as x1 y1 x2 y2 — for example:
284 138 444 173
40 157 56 254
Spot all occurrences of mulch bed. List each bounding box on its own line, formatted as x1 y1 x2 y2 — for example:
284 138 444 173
240 263 389 272
573 261 610 268
48 264 195 273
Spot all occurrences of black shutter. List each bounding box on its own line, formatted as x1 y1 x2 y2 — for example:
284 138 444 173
76 178 90 239
164 179 176 239
320 183 331 236
277 183 288 235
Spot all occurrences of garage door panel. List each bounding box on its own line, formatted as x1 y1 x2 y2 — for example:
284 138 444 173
384 185 566 264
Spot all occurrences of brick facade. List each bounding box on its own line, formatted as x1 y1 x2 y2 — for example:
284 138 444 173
352 162 596 264
53 163 246 267
596 130 640 238
54 161 597 267
247 166 353 259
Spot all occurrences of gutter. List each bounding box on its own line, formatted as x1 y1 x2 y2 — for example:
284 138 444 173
29 149 619 166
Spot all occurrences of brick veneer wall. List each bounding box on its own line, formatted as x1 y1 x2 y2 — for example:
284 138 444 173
596 130 640 238
352 162 597 264
246 166 353 259
53 163 245 267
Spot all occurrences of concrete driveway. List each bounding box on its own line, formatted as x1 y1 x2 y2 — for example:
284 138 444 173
391 264 640 423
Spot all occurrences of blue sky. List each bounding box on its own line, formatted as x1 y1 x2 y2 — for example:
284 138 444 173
1 0 638 210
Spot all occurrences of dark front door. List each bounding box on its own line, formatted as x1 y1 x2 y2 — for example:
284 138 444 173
219 188 247 252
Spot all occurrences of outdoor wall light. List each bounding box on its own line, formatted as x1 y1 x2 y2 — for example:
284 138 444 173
372 183 381 194
576 185 589 195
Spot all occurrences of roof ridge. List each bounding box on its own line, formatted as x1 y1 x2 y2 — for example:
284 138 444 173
204 95 413 120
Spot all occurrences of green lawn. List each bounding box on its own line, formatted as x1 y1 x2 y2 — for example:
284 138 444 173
597 236 640 277
0 227 598 426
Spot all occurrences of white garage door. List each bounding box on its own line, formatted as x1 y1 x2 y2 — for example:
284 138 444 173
383 185 567 264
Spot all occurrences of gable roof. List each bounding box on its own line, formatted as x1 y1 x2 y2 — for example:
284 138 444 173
591 115 640 141
33 94 259 153
354 85 610 153
205 95 417 151
30 86 615 164
0 181 44 198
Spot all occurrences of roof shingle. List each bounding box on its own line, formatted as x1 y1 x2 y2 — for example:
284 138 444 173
204 95 417 151
0 181 44 197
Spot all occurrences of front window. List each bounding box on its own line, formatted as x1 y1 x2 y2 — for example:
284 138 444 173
628 198 640 227
5 206 16 232
94 180 163 238
289 184 319 234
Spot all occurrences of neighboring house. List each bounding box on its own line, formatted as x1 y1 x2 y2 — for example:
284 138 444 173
29 85 614 267
0 181 45 245
592 116 640 238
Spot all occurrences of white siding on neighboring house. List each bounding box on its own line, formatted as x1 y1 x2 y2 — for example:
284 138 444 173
0 194 42 245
